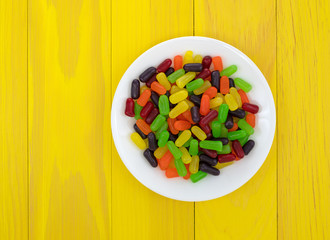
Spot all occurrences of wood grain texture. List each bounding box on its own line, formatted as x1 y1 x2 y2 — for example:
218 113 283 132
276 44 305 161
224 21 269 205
28 0 111 239
111 0 194 239
277 0 330 239
0 1 28 239
194 0 277 239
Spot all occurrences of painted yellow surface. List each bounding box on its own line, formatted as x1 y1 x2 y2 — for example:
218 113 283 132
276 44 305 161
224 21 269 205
0 0 28 240
0 0 329 239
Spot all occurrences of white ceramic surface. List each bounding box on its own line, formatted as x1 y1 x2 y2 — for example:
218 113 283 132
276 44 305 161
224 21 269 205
111 36 276 202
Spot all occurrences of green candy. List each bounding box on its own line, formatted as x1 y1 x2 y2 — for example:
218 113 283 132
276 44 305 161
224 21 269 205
134 102 143 120
238 135 249 146
150 115 166 132
220 65 237 77
218 104 229 123
227 130 247 140
190 171 207 183
189 139 199 156
237 119 254 135
234 78 252 92
174 158 187 177
158 131 169 147
220 124 228 138
155 121 168 139
199 140 223 151
186 78 204 92
168 69 185 83
217 144 231 154
211 121 221 138
167 141 182 159
183 136 193 148
159 95 170 116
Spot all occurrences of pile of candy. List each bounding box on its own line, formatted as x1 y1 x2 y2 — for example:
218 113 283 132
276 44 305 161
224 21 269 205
125 51 259 183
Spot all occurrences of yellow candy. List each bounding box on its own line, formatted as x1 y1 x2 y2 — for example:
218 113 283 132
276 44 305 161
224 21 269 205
224 94 238 111
170 85 181 94
191 126 207 141
169 89 188 104
156 72 171 91
189 155 200 174
169 101 189 118
229 87 242 108
131 132 146 150
144 138 149 148
210 97 223 109
183 50 193 65
175 130 192 147
154 146 168 159
179 147 192 164
214 161 234 170
216 93 225 102
176 72 196 88
184 99 194 109
194 54 203 63
140 85 150 95
193 80 211 95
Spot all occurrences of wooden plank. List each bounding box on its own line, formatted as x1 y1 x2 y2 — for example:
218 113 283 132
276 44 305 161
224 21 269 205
28 0 111 239
0 0 28 239
111 0 194 239
194 0 277 239
277 0 330 239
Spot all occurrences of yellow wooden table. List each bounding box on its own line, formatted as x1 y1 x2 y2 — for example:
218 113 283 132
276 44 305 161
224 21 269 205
1 0 329 239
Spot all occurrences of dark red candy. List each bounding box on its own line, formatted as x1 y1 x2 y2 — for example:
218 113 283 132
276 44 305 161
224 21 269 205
200 148 217 158
242 103 259 114
199 122 211 134
125 98 135 117
157 59 172 73
146 73 157 88
145 108 159 124
140 102 154 118
195 68 211 79
232 140 244 159
202 56 212 69
200 110 218 126
206 132 213 140
218 153 236 163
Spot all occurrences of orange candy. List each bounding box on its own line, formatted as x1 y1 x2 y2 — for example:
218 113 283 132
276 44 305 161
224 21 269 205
228 122 238 132
183 164 191 180
136 119 152 135
212 56 223 71
200 94 210 116
174 55 183 71
203 86 217 99
177 113 187 121
174 120 191 131
246 114 255 128
181 110 195 124
165 168 179 178
137 89 151 107
159 150 174 170
168 117 179 135
151 81 166 95
238 89 249 104
220 76 230 95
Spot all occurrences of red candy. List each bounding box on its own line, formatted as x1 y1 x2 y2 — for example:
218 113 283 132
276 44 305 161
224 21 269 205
218 154 236 163
202 56 212 69
195 68 211 80
242 103 259 114
200 148 217 158
232 140 244 159
157 58 172 73
140 102 154 118
125 98 135 117
145 107 159 124
200 110 218 126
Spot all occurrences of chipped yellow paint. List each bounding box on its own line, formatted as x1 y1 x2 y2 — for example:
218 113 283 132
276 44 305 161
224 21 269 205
0 1 28 239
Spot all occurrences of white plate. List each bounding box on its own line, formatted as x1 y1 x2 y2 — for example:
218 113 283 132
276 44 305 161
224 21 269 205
111 36 276 202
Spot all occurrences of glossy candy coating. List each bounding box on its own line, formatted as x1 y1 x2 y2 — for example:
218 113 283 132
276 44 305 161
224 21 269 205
225 94 238 111
242 103 259 114
218 103 229 123
212 56 223 71
193 80 211 95
156 72 171 91
175 130 192 147
225 114 234 129
229 109 246 119
165 67 175 76
146 73 157 88
189 139 199 156
189 95 201 107
181 110 195 124
199 162 220 176
230 87 242 107
165 168 179 178
195 68 211 79
169 101 189 118
220 65 237 77
147 132 157 151
158 95 170 116
134 123 147 139
210 97 223 109
194 54 203 63
217 144 231 154
174 120 191 131
131 79 140 99
234 78 252 92
169 132 178 142
202 56 212 69
238 89 249 104
189 155 200 174
137 89 151 107
200 94 210 116
151 81 166 95
158 131 170 147
200 148 217 158
200 110 218 126
155 121 168 139
139 67 157 82
238 119 254 135
191 126 207 141
167 141 182 159
199 154 218 166
130 132 146 150
211 71 220 91
154 146 168 159
199 140 223 151
174 55 183 71
190 106 200 123
169 89 188 104
168 69 185 83
220 124 228 137
140 102 153 118
182 136 193 148
190 170 207 183
174 158 187 177
183 63 203 72
211 121 221 138
228 130 247 140
203 86 218 99
150 91 159 107
176 72 196 88
136 119 151 135
229 78 235 88
246 113 256 128
243 140 255 155
220 76 230 94
183 51 193 65
232 140 244 158
150 115 166 131
180 147 192 164
143 149 158 167
218 153 236 163
200 122 211 134
125 98 135 117
167 118 179 135
157 58 172 73
238 134 249 146
170 85 181 94
186 78 204 92
145 107 159 124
